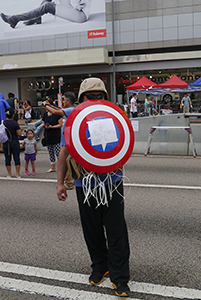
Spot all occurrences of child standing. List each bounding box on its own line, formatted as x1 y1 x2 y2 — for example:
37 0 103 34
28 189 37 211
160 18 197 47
22 129 37 175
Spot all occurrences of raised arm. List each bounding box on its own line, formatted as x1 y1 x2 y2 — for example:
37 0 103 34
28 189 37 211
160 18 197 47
42 101 64 115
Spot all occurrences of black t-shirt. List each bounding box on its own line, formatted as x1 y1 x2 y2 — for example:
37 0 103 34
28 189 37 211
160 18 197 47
42 112 62 145
3 119 20 140
7 98 17 109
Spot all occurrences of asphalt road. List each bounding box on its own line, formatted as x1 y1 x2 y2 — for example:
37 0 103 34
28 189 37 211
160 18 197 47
0 151 201 299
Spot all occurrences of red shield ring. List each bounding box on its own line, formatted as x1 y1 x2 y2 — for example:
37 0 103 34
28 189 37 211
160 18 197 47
64 100 134 173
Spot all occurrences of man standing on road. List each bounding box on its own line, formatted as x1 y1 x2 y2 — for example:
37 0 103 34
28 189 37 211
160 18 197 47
144 95 150 116
181 93 192 113
56 78 130 297
130 93 138 118
149 96 158 116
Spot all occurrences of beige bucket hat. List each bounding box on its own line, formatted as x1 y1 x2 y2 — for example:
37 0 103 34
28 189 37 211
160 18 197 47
78 77 108 102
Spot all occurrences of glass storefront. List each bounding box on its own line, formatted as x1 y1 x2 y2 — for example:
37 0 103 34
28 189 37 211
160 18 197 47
19 73 110 107
18 68 201 113
116 68 201 108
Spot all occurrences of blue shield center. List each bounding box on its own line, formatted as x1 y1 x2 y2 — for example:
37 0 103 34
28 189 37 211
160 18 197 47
86 117 119 152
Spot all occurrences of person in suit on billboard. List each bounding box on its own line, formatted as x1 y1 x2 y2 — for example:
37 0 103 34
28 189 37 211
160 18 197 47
1 0 92 29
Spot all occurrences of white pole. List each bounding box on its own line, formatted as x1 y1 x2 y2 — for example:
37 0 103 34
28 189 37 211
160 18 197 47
112 0 116 103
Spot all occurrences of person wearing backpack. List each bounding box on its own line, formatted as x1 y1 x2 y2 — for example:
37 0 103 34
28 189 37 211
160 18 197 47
22 100 32 125
3 108 22 178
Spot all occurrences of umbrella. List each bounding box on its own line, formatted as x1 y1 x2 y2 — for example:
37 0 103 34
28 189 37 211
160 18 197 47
189 77 201 87
126 76 158 90
157 74 189 89
172 86 201 93
126 77 170 111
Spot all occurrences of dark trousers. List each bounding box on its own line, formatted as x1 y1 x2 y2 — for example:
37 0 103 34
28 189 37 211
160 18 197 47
76 181 130 284
3 140 20 166
131 112 138 118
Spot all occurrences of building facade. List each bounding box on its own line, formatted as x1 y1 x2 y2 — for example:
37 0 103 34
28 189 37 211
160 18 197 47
0 0 201 105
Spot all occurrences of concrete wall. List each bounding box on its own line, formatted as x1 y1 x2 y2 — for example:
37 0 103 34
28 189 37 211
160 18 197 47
190 124 201 156
31 113 201 155
0 78 19 100
132 114 201 156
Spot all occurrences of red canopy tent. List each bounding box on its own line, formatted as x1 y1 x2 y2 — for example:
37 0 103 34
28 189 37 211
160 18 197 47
126 76 158 90
157 74 189 89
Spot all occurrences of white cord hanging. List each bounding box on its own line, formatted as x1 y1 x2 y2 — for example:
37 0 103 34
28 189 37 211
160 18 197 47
79 166 128 208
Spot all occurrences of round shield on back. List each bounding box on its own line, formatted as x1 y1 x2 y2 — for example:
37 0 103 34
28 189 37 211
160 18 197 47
64 100 134 173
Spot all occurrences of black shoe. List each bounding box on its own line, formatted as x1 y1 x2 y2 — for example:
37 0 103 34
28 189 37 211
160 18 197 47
89 270 109 285
1 13 18 28
113 282 130 297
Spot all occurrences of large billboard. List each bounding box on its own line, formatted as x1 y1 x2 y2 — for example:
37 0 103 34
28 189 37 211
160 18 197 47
0 0 106 40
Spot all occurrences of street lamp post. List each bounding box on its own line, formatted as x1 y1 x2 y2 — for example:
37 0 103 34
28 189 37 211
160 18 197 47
112 0 116 103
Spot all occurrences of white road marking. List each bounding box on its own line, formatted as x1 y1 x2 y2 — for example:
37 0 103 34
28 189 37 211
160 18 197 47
0 262 201 299
0 177 201 190
0 177 56 183
0 276 141 300
123 183 201 190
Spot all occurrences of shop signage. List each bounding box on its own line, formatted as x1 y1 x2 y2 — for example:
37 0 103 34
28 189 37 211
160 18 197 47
118 77 137 84
23 79 52 92
151 75 201 83
88 29 107 39
117 75 201 85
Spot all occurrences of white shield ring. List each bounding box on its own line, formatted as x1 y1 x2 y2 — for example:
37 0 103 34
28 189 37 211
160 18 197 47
64 100 134 173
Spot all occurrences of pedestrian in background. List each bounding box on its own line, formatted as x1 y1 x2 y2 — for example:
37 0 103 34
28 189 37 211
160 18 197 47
6 92 18 121
34 96 55 139
23 100 32 124
130 93 138 118
144 95 150 116
42 91 76 189
181 93 192 113
123 103 128 116
42 98 63 173
18 99 24 119
2 108 21 178
149 97 158 116
21 129 37 175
